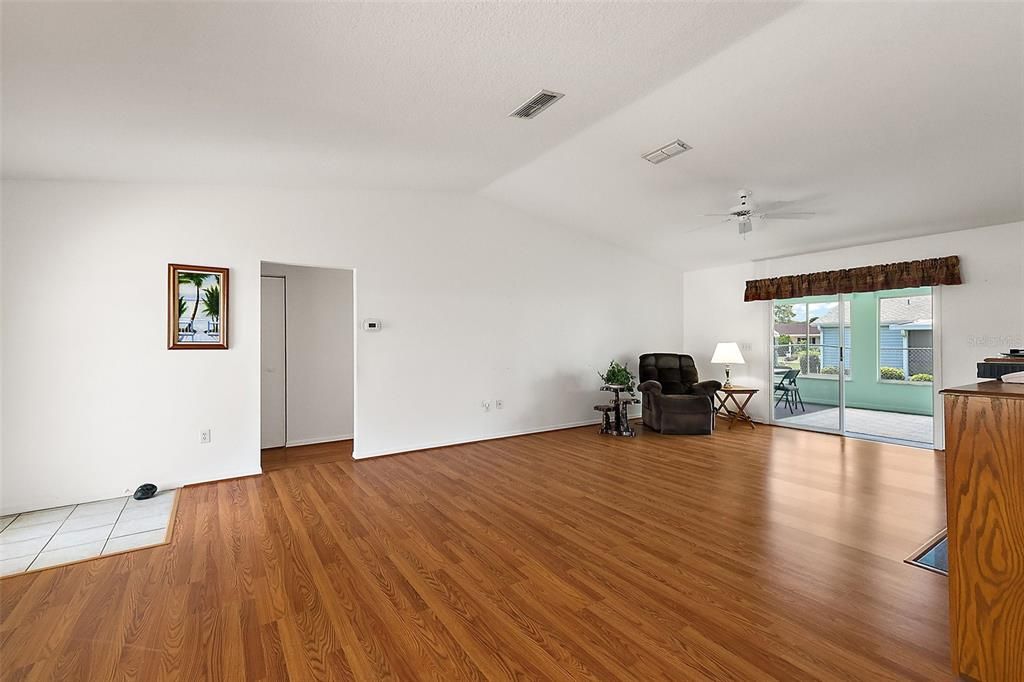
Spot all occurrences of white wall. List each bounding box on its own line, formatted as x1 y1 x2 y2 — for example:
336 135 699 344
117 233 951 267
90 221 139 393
0 181 684 514
683 221 1024 442
260 263 354 446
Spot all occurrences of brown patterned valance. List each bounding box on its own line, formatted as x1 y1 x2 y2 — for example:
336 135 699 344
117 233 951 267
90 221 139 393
744 255 962 302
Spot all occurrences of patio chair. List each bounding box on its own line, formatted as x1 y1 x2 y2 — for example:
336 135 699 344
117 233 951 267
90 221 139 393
774 369 805 414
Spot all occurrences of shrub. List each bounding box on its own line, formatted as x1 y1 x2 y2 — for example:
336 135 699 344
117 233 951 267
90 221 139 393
820 366 840 375
910 373 934 382
880 366 906 381
798 349 821 374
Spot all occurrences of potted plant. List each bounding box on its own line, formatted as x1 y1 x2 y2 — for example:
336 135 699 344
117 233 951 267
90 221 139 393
599 360 636 393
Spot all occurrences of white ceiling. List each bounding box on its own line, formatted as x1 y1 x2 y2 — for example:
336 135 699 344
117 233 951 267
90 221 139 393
3 2 1022 271
1 1 792 190
483 2 1024 269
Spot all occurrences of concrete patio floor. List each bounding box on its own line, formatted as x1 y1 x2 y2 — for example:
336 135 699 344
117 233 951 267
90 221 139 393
774 404 934 446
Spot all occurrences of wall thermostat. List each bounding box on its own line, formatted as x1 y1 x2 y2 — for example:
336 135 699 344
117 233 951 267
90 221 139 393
363 319 382 332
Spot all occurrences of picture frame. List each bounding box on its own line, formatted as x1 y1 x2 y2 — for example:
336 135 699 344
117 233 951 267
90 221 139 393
168 264 229 349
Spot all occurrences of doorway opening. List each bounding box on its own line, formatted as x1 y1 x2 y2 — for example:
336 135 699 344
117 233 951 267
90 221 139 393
260 263 355 458
770 287 936 448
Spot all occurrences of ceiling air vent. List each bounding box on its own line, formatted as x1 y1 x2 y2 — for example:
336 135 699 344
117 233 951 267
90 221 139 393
509 90 564 119
642 139 692 164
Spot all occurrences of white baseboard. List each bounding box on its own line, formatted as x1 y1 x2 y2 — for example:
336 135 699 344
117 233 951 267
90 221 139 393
285 434 353 447
169 467 265 491
0 466 264 517
352 417 606 460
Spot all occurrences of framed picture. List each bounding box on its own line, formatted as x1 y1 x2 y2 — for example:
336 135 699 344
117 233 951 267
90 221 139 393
168 264 229 349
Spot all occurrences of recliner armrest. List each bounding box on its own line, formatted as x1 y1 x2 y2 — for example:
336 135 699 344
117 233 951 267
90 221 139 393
690 380 722 399
638 380 663 395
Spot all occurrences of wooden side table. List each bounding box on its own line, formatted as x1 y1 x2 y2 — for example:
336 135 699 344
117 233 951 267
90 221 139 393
714 386 759 430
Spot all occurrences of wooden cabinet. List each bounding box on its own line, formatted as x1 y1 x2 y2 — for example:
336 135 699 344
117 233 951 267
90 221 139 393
941 382 1024 681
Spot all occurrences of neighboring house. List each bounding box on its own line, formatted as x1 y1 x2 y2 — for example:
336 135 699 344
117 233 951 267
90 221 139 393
774 322 821 346
817 295 932 377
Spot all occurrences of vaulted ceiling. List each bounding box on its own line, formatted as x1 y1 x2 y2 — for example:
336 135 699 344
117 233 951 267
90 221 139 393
3 2 1022 270
482 2 1024 269
1 2 793 189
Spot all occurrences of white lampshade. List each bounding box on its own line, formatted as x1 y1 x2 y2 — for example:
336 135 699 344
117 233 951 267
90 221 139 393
711 342 746 365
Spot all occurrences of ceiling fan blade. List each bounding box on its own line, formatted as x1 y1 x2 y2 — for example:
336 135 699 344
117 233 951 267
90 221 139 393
757 193 827 214
703 213 732 217
679 218 731 234
761 212 815 220
755 200 799 213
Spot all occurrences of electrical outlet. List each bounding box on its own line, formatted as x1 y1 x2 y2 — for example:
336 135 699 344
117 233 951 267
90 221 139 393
200 429 211 444
481 400 491 412
495 399 504 410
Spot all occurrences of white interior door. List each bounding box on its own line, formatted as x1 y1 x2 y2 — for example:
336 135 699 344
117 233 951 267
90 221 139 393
261 276 286 448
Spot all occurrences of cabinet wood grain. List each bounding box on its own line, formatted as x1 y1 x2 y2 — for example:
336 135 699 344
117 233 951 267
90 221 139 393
943 384 1024 681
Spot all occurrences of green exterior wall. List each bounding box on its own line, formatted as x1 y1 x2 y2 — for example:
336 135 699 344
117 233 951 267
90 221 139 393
776 288 934 416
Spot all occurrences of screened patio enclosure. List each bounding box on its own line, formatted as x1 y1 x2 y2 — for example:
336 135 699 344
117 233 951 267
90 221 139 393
771 287 934 447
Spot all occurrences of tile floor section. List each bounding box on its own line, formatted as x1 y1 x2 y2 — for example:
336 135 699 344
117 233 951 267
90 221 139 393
0 489 176 577
775 406 934 446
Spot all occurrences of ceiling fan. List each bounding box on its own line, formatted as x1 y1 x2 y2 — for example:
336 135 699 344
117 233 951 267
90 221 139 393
702 189 816 236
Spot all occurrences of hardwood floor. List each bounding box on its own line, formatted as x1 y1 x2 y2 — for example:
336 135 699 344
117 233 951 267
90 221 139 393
0 424 950 680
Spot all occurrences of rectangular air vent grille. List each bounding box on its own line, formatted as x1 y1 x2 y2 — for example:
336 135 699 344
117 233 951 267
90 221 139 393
642 139 692 164
509 90 564 119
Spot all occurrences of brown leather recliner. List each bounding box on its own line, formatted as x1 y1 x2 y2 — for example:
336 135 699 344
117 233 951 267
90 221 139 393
637 353 721 435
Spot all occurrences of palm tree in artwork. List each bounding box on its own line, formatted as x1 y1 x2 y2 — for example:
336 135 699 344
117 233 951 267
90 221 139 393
201 285 220 333
201 285 220 320
178 272 207 332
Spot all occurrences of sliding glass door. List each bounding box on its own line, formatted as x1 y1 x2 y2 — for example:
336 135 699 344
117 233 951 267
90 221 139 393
772 296 849 434
847 289 934 445
771 289 934 447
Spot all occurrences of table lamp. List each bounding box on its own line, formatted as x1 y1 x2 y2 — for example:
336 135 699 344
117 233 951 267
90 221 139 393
711 342 745 388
